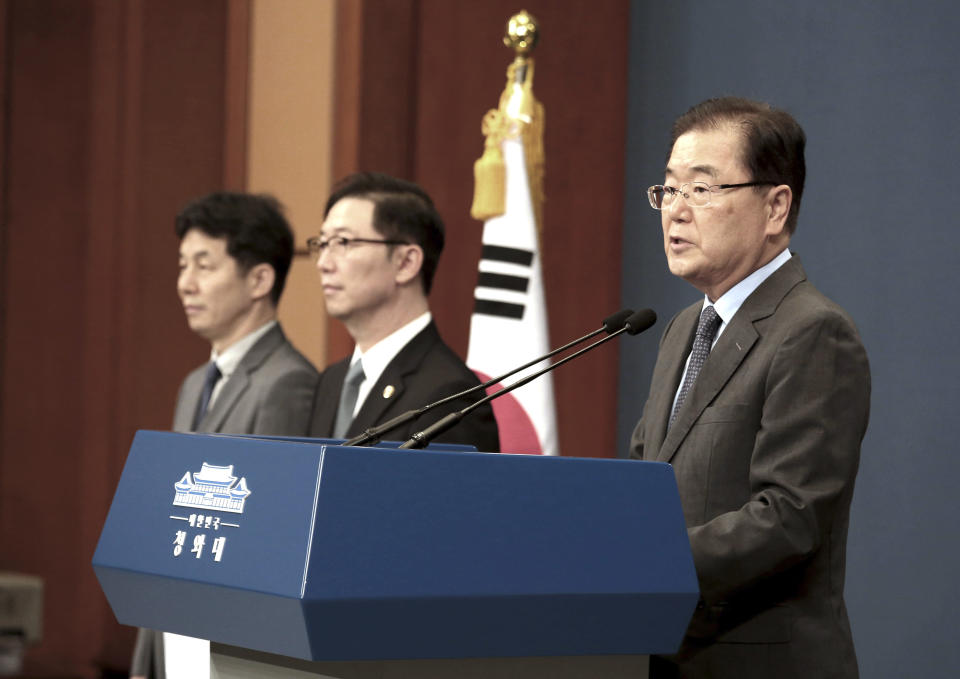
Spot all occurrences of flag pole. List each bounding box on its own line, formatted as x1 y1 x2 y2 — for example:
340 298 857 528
471 10 545 239
467 11 559 455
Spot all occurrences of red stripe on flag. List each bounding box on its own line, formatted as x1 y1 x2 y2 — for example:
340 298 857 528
474 371 543 455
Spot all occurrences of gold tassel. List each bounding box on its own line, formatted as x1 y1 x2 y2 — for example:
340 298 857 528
471 110 508 220
470 58 546 232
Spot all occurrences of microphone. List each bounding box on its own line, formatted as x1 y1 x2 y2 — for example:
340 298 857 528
398 308 657 450
342 309 636 446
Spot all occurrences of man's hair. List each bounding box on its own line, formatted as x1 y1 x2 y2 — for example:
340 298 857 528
175 192 294 305
324 172 445 294
670 97 806 235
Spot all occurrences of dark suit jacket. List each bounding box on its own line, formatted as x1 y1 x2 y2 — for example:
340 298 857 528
131 323 320 678
631 256 870 679
310 322 499 452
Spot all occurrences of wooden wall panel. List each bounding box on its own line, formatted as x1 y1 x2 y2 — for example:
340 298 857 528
0 0 7 440
80 1 130 670
0 1 247 675
2 2 99 673
328 0 421 363
246 0 337 372
332 0 419 181
223 0 250 191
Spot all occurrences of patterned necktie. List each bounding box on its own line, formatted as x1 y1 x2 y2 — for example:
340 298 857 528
334 360 365 438
670 305 721 427
192 361 222 431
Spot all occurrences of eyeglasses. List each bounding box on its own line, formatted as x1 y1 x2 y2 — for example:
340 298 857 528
306 235 409 259
647 181 775 210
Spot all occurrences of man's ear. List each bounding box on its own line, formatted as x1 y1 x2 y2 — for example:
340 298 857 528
765 184 792 237
247 263 276 301
394 244 424 286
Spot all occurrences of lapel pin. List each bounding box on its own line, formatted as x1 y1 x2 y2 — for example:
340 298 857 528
382 385 395 399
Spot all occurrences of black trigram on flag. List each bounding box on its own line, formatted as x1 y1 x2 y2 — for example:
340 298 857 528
473 244 534 320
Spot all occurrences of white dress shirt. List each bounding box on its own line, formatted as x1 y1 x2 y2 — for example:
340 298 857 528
672 249 793 413
348 312 432 416
206 320 277 408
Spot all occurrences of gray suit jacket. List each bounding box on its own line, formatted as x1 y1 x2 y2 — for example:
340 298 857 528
173 323 319 436
131 323 319 678
631 256 870 679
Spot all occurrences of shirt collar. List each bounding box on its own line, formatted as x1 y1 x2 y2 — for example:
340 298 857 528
210 320 277 378
708 249 792 333
351 312 432 391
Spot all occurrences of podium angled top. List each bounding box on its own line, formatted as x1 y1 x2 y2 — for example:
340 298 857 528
94 430 697 660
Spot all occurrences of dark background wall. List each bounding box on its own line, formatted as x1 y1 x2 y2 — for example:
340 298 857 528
619 2 960 677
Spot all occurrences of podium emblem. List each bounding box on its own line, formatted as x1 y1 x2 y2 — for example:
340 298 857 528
173 462 252 514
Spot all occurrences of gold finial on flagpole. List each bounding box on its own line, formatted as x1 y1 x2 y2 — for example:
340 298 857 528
471 10 545 227
504 10 539 56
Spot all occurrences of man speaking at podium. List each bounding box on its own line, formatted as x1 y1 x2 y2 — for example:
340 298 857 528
308 172 499 451
631 98 870 678
130 192 320 679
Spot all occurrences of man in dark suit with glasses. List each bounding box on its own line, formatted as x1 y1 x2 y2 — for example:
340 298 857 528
307 172 499 452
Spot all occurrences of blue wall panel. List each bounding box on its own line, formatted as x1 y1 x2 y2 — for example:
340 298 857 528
620 2 960 677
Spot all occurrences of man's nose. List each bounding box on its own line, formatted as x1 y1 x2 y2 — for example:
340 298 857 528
178 269 196 293
666 193 690 221
315 247 333 272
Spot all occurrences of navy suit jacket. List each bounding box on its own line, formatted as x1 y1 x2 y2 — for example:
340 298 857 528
310 322 499 452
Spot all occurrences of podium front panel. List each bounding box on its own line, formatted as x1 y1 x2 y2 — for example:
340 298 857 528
94 431 698 661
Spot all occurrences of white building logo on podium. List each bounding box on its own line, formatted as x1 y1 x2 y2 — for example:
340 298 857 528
173 462 251 514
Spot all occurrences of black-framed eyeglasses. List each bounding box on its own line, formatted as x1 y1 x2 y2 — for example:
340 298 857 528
647 181 776 210
306 235 409 259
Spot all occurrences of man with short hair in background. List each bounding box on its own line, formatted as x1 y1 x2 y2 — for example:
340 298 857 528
632 97 870 678
308 172 499 451
131 191 320 679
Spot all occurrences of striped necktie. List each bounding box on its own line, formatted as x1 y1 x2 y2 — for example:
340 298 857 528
670 305 721 427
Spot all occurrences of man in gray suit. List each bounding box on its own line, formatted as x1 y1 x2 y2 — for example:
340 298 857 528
130 192 320 679
631 97 870 678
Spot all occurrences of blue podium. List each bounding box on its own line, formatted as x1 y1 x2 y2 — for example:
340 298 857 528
93 431 698 678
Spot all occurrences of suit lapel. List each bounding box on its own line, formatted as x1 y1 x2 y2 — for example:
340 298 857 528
200 324 285 432
349 369 409 435
656 256 807 463
313 359 350 437
645 307 699 459
657 320 759 462
347 323 439 436
174 368 205 432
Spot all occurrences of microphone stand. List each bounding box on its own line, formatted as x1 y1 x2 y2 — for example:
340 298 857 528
398 309 656 449
343 309 634 446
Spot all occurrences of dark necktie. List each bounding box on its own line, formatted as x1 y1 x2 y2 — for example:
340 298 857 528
334 360 365 438
192 361 222 431
670 305 721 427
